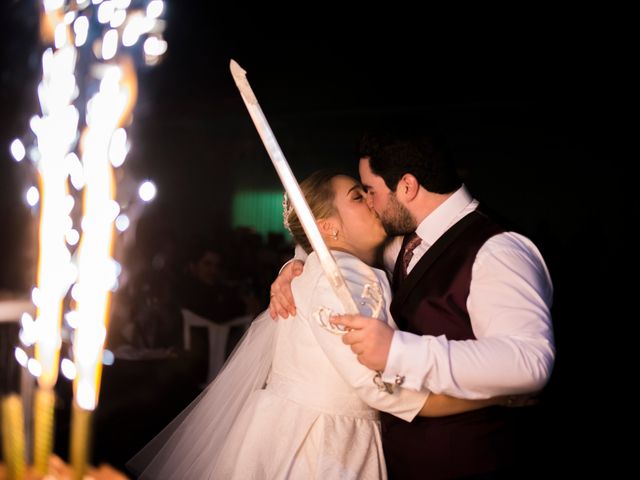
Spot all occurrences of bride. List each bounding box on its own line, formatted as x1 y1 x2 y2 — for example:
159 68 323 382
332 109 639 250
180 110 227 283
128 170 504 479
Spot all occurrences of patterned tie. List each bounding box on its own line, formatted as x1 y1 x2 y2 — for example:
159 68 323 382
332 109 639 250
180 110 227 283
400 232 422 280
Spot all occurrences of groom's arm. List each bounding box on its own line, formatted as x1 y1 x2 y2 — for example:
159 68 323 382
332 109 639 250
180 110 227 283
332 240 555 399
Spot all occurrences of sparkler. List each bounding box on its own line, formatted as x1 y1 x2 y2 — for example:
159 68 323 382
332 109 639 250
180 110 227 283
31 4 79 473
67 3 164 477
230 60 359 315
8 1 167 477
70 56 137 480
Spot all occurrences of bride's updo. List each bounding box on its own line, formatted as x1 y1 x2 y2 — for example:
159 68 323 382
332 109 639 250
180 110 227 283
283 169 342 253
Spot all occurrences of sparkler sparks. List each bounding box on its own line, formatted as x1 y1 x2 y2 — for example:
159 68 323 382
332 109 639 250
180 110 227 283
7 1 167 475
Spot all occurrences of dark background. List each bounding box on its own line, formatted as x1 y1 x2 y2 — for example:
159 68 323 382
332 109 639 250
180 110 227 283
0 0 628 475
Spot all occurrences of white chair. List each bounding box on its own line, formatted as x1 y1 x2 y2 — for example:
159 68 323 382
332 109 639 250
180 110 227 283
181 309 252 383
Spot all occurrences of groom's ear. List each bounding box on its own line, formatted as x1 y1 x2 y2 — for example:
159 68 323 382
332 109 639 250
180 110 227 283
398 174 420 202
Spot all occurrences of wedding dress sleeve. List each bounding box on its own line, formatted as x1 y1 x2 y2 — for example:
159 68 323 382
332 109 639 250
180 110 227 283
300 253 429 422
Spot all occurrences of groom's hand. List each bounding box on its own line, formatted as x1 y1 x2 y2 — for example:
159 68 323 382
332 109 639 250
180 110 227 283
331 315 394 371
268 260 304 319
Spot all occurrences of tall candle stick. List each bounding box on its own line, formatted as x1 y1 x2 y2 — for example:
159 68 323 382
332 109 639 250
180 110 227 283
230 60 359 315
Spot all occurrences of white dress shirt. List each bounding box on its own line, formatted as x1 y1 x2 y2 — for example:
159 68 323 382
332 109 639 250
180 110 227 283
381 185 555 399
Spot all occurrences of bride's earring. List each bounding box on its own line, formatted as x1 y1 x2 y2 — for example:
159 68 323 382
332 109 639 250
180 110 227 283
331 230 339 240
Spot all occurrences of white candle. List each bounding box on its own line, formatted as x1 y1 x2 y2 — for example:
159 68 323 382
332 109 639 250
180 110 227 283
230 60 358 315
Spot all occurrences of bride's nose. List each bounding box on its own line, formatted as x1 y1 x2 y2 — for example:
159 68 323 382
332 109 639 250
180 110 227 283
365 193 374 209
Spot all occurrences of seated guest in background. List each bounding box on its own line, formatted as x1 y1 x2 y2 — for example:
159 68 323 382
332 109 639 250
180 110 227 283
177 241 252 324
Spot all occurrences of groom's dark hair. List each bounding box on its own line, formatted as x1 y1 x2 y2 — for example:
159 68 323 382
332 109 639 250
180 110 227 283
359 131 461 194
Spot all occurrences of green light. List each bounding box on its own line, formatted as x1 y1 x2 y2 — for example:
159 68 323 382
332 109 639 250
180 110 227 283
231 190 291 239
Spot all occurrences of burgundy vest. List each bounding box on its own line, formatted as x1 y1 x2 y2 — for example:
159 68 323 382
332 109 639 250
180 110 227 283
383 210 516 479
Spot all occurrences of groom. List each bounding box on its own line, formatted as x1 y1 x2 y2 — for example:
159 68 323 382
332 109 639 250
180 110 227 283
269 132 555 478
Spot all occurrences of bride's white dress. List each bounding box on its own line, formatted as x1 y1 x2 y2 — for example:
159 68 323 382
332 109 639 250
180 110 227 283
130 251 427 479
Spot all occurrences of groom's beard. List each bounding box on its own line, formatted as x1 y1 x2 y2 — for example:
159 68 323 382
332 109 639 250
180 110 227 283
380 192 416 236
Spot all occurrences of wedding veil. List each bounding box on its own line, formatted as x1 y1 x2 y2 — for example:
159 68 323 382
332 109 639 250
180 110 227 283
127 310 278 479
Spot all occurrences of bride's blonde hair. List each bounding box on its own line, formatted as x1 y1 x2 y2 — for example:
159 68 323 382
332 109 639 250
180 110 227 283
283 169 342 253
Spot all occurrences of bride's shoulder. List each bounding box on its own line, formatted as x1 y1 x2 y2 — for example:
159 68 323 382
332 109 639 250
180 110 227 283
331 250 377 283
332 250 370 269
305 251 379 285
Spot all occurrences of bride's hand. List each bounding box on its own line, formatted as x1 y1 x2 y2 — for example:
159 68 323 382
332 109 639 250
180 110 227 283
269 260 304 319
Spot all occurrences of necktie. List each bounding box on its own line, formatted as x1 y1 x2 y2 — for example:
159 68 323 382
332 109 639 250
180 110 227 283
400 232 422 280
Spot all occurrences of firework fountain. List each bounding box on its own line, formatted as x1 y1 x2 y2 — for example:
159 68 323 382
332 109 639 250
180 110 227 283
4 1 167 478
